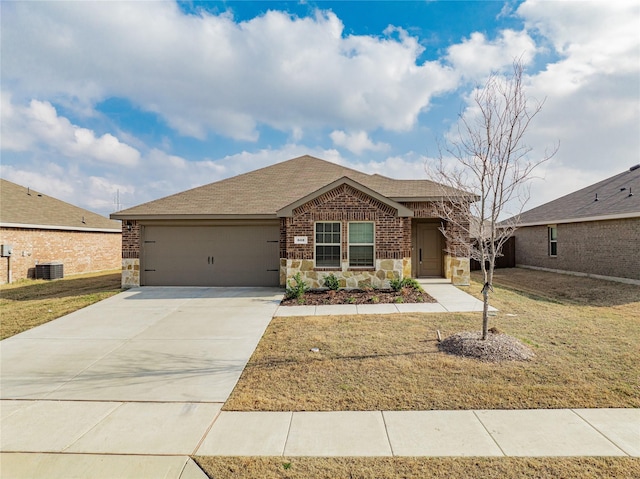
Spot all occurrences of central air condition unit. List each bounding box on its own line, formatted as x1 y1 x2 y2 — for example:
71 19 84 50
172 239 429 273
35 262 64 280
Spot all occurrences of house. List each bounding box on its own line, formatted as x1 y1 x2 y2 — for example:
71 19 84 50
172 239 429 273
0 179 121 284
511 164 640 282
111 155 473 288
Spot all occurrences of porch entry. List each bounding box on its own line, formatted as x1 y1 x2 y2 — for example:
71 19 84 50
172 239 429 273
414 221 444 277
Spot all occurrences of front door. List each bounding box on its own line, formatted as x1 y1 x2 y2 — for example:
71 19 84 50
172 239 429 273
416 222 443 277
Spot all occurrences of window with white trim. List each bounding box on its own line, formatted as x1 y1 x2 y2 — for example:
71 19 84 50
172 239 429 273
315 222 341 267
348 222 374 267
548 225 558 256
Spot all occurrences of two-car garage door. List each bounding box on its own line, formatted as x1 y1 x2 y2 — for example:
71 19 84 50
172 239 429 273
142 224 280 286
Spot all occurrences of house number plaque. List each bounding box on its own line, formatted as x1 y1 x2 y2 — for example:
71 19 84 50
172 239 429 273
294 236 308 244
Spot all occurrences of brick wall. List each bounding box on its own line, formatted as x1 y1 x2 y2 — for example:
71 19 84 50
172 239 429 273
402 201 471 257
514 218 640 281
282 184 411 261
121 221 140 258
0 227 121 283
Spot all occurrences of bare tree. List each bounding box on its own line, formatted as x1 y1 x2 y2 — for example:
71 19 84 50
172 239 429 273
428 60 557 340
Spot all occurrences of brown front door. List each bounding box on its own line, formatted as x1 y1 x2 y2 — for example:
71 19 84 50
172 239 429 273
416 222 443 277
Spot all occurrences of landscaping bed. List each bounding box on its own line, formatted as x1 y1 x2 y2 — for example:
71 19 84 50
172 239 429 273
280 287 436 306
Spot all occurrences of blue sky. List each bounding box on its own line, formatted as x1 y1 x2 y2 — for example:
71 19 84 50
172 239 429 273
2 1 638 216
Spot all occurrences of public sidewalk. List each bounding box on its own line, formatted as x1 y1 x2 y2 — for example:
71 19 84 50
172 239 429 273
274 279 497 316
196 408 639 457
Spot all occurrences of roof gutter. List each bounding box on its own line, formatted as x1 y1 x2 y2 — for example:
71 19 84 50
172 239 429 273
516 211 640 227
110 213 278 221
1 222 121 233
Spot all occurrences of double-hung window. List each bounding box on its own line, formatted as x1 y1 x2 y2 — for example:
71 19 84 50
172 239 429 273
548 225 558 256
348 222 374 267
315 222 341 267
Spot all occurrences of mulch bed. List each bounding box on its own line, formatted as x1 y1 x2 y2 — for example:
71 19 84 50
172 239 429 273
438 330 535 362
280 288 437 306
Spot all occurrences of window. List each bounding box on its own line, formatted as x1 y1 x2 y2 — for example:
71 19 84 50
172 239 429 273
315 222 341 267
349 222 374 267
548 226 558 256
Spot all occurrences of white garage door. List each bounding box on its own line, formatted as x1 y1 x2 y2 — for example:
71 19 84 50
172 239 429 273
142 224 280 286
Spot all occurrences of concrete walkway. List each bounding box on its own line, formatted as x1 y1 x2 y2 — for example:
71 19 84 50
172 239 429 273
274 279 496 316
196 408 639 457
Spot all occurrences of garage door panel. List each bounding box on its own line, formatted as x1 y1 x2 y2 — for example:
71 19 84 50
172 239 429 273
142 225 279 286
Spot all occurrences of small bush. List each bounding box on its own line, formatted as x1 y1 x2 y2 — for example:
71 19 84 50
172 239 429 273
390 277 424 292
400 277 424 292
286 273 309 300
389 278 403 292
323 273 340 291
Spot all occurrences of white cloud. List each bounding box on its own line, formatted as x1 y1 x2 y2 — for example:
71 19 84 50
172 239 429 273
517 0 640 177
1 2 460 141
1 95 141 167
443 0 639 210
446 29 537 79
330 130 390 155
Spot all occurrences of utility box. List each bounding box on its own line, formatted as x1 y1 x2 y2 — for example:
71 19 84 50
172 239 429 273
35 262 64 280
1 244 13 257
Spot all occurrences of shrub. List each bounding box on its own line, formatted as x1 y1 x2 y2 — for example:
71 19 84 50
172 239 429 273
389 278 403 292
286 273 309 300
390 277 424 292
400 277 424 291
323 273 340 291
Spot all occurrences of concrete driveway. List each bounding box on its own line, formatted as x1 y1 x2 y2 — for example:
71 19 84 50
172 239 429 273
1 286 282 403
0 287 281 474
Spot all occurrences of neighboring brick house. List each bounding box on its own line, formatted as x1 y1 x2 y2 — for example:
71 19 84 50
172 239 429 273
0 179 121 284
111 155 474 289
511 164 640 283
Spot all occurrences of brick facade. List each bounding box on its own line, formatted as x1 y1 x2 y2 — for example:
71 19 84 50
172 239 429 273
281 184 411 261
279 187 471 288
514 218 640 281
0 227 121 284
121 221 141 259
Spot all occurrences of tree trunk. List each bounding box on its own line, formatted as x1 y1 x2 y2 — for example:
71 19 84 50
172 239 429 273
482 287 489 340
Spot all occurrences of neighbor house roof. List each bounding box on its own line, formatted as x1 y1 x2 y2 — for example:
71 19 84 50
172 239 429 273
0 179 121 232
112 155 470 220
514 165 640 226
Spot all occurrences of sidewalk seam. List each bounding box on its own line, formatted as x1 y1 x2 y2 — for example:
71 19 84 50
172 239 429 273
380 411 396 457
282 411 294 456
190 405 223 456
570 409 630 457
61 401 125 453
473 410 507 457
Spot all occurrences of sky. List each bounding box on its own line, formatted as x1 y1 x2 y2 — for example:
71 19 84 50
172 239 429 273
1 0 639 217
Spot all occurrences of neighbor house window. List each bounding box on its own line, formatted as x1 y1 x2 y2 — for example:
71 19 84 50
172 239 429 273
548 226 558 256
315 222 341 267
348 222 374 267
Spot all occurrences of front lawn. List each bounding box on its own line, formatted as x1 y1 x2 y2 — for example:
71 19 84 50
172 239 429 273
194 457 640 479
224 268 639 411
0 270 122 340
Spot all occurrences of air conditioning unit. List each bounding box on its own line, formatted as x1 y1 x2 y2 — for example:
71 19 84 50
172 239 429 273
35 262 64 280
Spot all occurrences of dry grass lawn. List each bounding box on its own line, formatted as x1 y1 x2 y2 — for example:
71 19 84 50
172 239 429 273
224 268 639 411
194 456 640 479
0 270 122 339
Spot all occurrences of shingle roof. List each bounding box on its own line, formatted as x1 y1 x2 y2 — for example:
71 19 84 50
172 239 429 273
112 155 469 219
1 179 121 231
516 165 640 226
